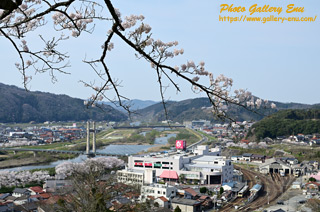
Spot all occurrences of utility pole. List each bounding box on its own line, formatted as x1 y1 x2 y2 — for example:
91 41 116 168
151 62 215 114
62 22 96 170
92 121 96 153
86 121 97 156
86 121 90 155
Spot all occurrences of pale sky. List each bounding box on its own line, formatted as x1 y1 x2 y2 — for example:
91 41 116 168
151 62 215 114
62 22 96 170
0 0 319 104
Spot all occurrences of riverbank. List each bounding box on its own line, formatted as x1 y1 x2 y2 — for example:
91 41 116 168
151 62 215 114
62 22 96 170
0 153 76 169
0 128 184 170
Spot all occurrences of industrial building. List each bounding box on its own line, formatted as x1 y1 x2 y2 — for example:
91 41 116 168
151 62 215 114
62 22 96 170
259 159 292 175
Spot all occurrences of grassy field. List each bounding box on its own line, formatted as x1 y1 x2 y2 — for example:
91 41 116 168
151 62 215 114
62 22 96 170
167 128 202 147
196 130 218 141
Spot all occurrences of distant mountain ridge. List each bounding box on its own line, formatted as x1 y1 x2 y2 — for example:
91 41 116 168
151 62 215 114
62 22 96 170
103 99 158 112
132 97 317 123
0 82 317 124
0 83 127 123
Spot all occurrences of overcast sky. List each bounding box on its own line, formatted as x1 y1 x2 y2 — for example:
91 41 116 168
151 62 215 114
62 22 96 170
0 0 319 104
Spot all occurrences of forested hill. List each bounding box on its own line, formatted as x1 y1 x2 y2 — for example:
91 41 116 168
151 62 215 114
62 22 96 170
248 109 320 139
132 97 315 123
0 83 127 123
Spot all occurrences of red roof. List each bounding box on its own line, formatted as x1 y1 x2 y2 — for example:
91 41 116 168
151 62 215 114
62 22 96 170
184 187 198 197
159 170 179 179
306 182 320 186
40 193 52 199
158 196 169 202
199 195 210 200
29 186 44 193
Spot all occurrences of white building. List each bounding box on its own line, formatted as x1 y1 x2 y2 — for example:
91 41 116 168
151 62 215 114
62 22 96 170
124 145 233 185
117 169 156 186
184 155 233 184
140 183 177 201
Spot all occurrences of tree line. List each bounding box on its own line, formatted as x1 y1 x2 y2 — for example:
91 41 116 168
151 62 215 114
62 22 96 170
248 109 320 139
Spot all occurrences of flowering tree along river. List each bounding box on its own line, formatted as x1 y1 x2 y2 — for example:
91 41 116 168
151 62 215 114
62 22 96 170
0 170 51 187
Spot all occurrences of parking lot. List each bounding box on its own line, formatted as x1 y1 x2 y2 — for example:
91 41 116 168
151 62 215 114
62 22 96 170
262 188 313 212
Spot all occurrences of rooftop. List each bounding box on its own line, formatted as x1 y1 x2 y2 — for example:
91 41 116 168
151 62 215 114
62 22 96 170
188 163 223 169
157 196 169 202
193 155 225 162
159 170 179 180
171 197 202 206
184 187 198 197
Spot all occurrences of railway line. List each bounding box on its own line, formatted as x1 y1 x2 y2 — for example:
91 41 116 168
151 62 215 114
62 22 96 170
239 168 295 211
218 166 295 211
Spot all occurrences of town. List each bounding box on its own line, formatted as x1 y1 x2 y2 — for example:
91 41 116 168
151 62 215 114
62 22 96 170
0 119 320 212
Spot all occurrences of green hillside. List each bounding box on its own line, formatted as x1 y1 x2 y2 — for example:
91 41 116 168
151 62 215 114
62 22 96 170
133 97 314 123
248 109 320 139
0 83 127 123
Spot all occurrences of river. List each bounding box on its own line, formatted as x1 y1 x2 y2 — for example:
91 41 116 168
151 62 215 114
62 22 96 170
2 133 176 172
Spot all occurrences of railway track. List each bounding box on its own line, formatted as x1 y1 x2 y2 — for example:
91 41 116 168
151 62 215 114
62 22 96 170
240 168 295 211
219 166 258 212
218 166 295 211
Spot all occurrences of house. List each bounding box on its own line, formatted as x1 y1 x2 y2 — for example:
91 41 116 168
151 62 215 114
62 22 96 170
242 153 253 162
199 195 212 210
171 197 202 212
13 195 29 205
250 154 266 163
140 183 177 202
30 193 52 201
43 180 72 192
0 194 10 201
28 186 44 195
183 188 199 200
286 158 299 165
4 196 16 203
280 157 298 165
108 196 131 211
0 204 11 212
309 161 319 169
12 188 30 198
231 156 241 162
222 182 234 191
13 202 38 212
240 140 250 145
154 196 169 209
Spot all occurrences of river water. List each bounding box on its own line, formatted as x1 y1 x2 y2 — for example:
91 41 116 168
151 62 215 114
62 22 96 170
2 133 176 172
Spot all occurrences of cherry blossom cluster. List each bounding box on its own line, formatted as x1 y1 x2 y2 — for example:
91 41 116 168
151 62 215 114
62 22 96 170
115 14 184 65
0 0 44 38
0 170 51 187
225 141 268 149
55 157 124 179
0 0 276 122
52 9 94 37
0 140 38 147
110 12 277 119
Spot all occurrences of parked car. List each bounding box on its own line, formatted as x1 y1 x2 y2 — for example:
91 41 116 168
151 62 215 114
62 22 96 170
277 200 284 205
299 200 306 204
